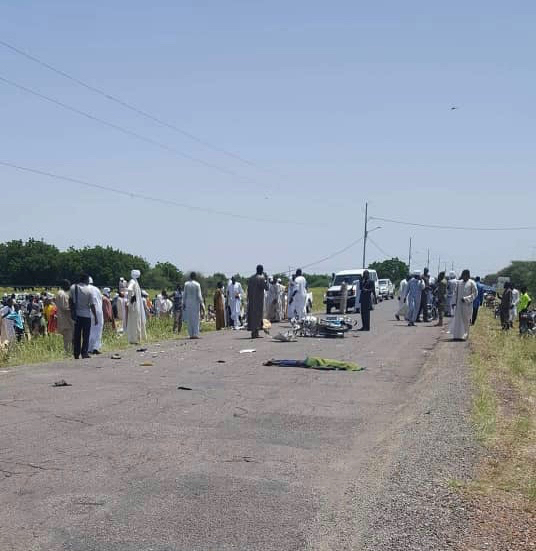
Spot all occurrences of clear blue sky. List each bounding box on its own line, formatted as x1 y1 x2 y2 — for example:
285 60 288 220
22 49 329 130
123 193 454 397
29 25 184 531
1 1 535 277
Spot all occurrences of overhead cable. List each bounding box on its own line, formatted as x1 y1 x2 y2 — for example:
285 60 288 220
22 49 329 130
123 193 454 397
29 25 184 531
370 216 536 232
0 38 270 173
0 75 246 180
0 160 313 226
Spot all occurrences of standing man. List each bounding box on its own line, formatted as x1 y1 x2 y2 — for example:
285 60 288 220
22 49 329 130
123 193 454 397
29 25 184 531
126 269 147 344
471 276 485 325
87 277 104 355
340 281 348 314
266 278 281 322
518 286 532 315
449 269 478 340
446 271 457 317
70 273 98 359
171 284 183 333
510 284 520 328
292 269 308 321
183 272 204 339
499 282 513 331
395 275 410 321
417 267 431 322
287 275 297 320
213 282 225 330
406 271 425 327
434 272 448 327
229 276 244 328
358 270 376 331
56 279 74 354
247 265 269 338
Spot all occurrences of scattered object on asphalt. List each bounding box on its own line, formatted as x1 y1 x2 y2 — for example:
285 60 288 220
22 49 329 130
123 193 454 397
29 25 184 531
272 331 297 342
0 370 10 373
224 456 256 463
233 406 248 418
239 349 256 354
177 386 193 391
110 354 121 360
140 361 153 366
52 379 72 387
292 315 356 338
262 319 271 334
216 360 226 363
95 366 102 369
263 357 363 371
136 348 148 352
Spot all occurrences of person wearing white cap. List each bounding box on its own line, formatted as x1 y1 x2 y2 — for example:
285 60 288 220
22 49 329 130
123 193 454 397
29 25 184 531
183 272 204 338
88 277 104 354
406 271 425 326
126 269 147 344
449 269 478 340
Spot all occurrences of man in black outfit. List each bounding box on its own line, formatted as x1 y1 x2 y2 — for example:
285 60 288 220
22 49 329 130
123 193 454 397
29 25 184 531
359 270 376 331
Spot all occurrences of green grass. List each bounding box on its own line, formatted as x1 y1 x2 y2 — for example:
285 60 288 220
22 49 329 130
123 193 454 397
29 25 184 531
0 317 216 368
470 308 536 503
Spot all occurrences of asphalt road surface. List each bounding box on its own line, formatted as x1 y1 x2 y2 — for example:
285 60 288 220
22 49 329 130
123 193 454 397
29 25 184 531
0 301 477 551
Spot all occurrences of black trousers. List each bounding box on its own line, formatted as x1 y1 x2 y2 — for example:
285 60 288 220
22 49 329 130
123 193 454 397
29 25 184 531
73 316 91 358
471 305 479 325
417 290 429 321
361 307 371 330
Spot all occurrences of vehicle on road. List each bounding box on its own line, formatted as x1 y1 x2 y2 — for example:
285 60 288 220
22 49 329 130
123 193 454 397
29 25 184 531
324 268 380 314
378 279 395 300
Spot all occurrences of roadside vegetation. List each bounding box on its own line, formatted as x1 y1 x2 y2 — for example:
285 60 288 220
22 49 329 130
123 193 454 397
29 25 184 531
0 317 216 368
470 308 536 502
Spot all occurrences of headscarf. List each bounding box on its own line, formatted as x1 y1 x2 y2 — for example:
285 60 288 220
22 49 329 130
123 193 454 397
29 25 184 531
131 269 141 280
103 287 111 297
88 276 94 285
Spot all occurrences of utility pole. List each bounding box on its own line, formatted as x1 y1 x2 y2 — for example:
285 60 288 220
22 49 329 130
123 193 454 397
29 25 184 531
427 249 430 270
362 202 368 269
437 256 441 275
408 237 412 273
451 261 454 272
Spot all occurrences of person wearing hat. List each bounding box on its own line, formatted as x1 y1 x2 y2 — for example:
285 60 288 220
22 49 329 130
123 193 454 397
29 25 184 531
406 271 425 327
126 270 147 344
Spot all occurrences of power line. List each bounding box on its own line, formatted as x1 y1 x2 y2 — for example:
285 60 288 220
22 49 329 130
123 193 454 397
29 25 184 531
279 236 365 274
0 74 247 181
0 38 271 174
367 236 394 259
370 215 536 232
0 160 314 226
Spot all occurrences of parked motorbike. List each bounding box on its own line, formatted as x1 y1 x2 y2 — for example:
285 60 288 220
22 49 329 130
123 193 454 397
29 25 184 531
519 309 535 337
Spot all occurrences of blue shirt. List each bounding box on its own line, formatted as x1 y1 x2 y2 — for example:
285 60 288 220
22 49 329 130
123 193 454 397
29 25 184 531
474 282 485 307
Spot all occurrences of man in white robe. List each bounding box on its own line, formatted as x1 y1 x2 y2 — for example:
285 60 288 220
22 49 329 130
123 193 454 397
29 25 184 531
291 269 307 321
406 271 425 326
510 285 520 325
287 275 296 319
88 277 104 354
183 272 204 338
449 269 478 341
228 276 243 328
267 279 282 322
395 276 410 321
126 269 147 344
277 279 285 320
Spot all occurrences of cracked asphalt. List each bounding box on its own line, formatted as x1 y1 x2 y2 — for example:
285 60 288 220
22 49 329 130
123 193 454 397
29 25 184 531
0 301 477 551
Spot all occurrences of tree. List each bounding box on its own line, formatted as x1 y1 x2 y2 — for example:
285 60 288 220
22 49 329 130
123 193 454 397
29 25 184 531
484 261 536 296
368 258 409 285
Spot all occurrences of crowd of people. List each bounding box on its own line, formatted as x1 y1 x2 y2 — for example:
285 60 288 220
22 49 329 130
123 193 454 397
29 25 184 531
0 266 314 356
2 264 531 357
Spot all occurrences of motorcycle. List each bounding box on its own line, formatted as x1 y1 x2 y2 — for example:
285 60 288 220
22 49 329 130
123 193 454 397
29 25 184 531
291 315 356 338
519 309 535 337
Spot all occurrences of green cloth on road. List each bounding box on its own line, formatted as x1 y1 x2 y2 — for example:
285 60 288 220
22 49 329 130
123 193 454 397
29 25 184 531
304 357 362 371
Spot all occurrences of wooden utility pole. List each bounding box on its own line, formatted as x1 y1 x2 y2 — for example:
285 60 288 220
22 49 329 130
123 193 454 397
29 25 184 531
408 237 412 273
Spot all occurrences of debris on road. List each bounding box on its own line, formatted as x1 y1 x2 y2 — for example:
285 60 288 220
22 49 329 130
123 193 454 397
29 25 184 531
110 354 121 360
272 331 297 342
233 406 248 418
263 357 363 371
140 361 153 366
136 348 148 352
239 349 256 354
52 379 72 387
177 386 193 391
216 360 226 363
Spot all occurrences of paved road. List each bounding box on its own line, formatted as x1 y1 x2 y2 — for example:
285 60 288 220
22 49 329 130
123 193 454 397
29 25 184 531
0 301 476 551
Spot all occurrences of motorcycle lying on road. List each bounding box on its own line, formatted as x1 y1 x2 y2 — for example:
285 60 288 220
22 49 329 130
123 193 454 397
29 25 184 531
291 315 356 338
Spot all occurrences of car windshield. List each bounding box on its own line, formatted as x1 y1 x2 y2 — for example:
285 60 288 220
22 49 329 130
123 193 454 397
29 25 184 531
379 280 388 285
332 275 361 286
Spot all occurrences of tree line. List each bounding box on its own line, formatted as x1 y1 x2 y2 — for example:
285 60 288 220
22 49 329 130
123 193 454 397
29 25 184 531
0 239 331 293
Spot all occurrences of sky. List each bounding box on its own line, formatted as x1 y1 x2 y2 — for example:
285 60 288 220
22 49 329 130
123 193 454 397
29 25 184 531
1 1 535 278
